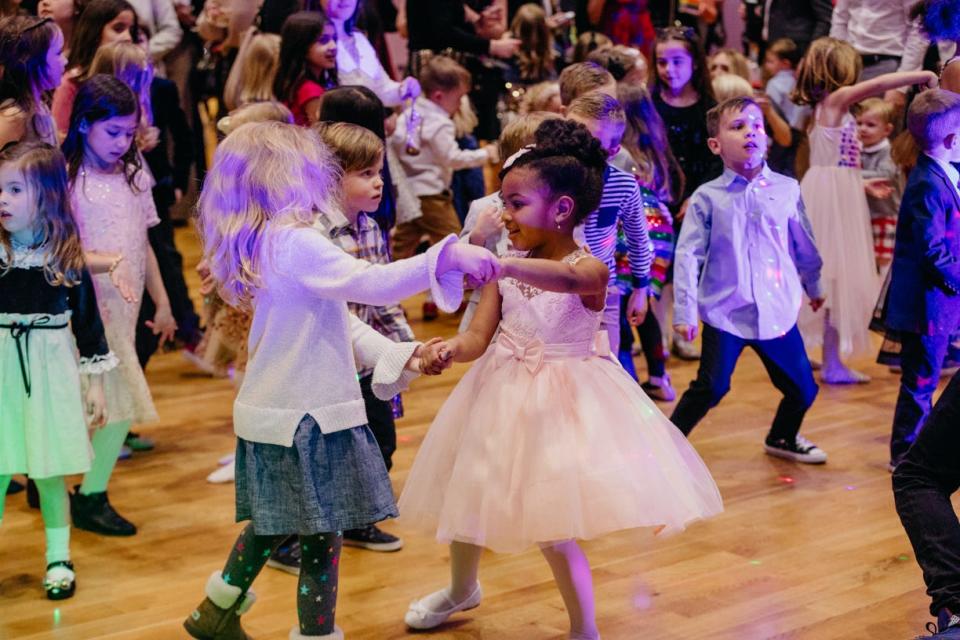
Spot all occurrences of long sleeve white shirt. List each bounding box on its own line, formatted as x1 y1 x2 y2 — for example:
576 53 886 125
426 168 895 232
233 224 463 446
830 0 928 73
390 97 489 197
337 31 404 108
128 0 183 61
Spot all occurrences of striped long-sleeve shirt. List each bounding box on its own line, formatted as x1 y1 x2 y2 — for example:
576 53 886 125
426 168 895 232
582 164 652 289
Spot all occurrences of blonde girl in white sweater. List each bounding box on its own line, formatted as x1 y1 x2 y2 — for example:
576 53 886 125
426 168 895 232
183 121 498 640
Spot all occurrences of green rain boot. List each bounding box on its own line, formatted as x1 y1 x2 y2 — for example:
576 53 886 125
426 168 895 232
183 571 256 640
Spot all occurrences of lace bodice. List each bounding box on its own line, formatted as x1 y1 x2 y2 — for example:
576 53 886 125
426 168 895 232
498 249 602 344
809 109 861 169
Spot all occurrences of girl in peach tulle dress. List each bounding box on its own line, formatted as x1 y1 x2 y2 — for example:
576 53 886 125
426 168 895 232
399 120 723 640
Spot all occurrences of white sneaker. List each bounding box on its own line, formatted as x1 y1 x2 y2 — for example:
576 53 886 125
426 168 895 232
404 583 482 630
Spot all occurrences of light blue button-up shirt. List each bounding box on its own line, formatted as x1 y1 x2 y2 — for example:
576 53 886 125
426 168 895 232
674 164 824 340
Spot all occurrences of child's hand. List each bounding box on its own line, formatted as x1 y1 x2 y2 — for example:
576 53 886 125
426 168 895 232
137 126 161 152
626 288 649 326
673 323 698 342
109 263 139 304
419 339 456 375
809 296 826 312
146 304 178 345
484 144 501 164
439 243 501 285
197 259 216 295
864 177 893 199
923 70 939 89
469 203 505 247
675 198 690 224
85 376 107 429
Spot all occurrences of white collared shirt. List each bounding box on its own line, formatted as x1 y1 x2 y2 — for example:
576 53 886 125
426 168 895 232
830 0 928 73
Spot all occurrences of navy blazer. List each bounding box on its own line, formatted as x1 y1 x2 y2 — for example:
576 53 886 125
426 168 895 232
886 154 960 336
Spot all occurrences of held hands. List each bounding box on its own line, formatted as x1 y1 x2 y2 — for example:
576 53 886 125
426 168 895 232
438 242 502 288
418 338 456 375
108 257 139 304
484 144 501 164
146 304 177 345
85 376 107 431
809 296 826 312
626 288 650 326
673 323 698 342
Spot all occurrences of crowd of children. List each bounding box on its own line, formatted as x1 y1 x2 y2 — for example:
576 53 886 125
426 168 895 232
2 1 960 638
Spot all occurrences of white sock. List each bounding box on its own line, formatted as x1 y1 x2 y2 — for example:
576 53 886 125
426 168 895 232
45 526 71 565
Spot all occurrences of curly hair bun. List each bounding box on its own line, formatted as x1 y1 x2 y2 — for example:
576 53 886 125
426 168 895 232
531 118 608 171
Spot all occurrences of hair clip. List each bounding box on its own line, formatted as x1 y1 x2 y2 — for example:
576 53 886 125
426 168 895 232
656 25 697 39
502 144 535 170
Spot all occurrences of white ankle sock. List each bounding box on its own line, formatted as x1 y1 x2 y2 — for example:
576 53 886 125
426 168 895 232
45 526 70 565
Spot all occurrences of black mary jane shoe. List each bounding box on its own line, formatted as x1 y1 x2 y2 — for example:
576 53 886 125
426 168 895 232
44 561 76 600
26 478 39 509
70 486 137 536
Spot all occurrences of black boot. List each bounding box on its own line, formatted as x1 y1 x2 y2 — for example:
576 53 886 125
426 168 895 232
70 485 137 536
6 479 24 495
26 478 39 509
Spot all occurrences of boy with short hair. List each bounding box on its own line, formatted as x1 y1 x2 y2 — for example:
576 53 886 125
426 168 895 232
671 96 827 463
565 90 653 355
762 37 805 129
856 97 902 272
885 89 960 469
558 61 617 108
390 55 498 263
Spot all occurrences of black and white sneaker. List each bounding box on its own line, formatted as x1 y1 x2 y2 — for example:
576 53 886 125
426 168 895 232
764 435 827 464
343 524 403 552
266 536 301 575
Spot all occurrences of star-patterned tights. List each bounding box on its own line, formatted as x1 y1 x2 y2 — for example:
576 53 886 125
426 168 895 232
221 524 343 636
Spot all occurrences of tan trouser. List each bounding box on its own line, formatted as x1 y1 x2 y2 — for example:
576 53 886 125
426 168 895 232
391 193 461 259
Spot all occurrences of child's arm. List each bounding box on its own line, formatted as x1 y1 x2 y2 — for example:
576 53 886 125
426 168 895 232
618 182 654 323
499 253 610 300
428 282 503 367
672 194 711 340
429 117 496 169
68 268 117 428
821 70 938 125
144 245 178 344
788 192 826 310
757 95 792 147
280 228 498 312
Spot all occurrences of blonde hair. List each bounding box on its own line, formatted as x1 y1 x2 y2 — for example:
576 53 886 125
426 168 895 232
88 41 154 125
498 110 562 160
907 88 960 151
792 37 862 107
855 97 898 126
709 48 751 82
217 100 293 135
711 73 753 102
419 54 471 95
197 122 340 306
558 61 614 106
223 29 281 111
0 142 85 286
519 81 561 114
315 121 384 172
510 3 555 83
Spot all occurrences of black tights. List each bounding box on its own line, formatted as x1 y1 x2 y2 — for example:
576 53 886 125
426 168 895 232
222 524 343 636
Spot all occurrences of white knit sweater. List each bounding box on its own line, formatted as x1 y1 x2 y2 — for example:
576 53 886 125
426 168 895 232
233 224 463 446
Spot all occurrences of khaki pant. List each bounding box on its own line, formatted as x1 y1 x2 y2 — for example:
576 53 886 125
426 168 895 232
391 193 461 259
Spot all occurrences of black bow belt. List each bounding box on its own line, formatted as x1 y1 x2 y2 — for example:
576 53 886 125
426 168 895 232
1 316 68 396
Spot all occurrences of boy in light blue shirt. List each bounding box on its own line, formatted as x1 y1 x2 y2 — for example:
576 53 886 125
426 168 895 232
670 96 827 464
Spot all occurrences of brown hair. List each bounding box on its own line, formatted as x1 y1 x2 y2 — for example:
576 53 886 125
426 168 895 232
706 95 761 138
791 37 861 107
510 3 555 83
767 38 801 68
571 31 611 64
855 97 898 126
709 48 751 82
618 83 683 203
0 142 85 286
498 110 562 160
315 121 384 172
907 88 960 150
419 54 472 96
558 61 614 106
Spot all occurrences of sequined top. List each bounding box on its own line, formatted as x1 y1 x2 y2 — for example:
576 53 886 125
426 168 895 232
809 109 861 169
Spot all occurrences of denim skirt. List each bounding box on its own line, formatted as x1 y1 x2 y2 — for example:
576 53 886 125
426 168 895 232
235 414 398 535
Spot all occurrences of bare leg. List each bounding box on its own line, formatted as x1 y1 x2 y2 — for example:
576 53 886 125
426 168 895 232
540 540 599 639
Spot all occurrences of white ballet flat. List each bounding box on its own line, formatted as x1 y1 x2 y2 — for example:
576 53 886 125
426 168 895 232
404 583 482 630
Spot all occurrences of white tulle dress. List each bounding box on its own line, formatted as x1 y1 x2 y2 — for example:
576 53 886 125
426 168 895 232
398 249 723 553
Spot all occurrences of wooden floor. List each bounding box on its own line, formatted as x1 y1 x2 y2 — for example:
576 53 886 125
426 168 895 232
1 227 955 640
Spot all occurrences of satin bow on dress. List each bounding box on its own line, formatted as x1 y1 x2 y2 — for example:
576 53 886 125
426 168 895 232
493 329 613 375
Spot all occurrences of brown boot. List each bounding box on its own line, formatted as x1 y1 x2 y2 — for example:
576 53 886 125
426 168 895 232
183 571 256 640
